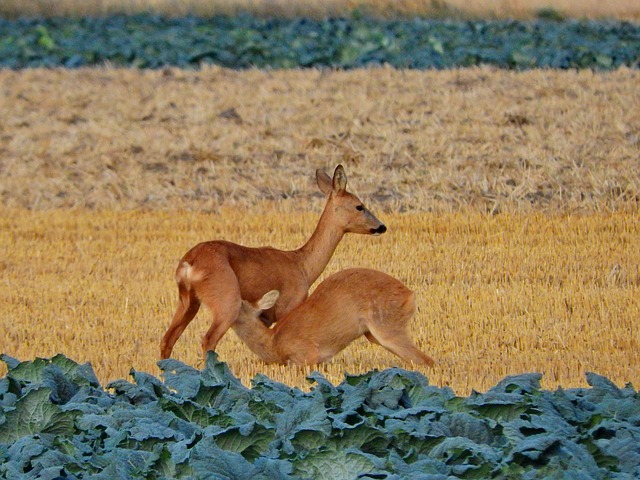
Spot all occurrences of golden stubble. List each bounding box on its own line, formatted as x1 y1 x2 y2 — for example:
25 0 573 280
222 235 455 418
1 207 638 395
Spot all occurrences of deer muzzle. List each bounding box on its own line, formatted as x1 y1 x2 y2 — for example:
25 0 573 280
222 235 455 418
371 224 387 235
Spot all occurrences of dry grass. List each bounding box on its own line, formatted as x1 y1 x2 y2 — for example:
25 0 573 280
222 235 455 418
0 207 638 394
1 67 639 394
1 67 639 214
1 0 640 20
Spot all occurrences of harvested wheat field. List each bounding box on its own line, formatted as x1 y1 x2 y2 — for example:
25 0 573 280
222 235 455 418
1 67 639 394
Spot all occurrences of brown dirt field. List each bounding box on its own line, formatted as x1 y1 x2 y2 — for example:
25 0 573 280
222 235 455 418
1 67 639 394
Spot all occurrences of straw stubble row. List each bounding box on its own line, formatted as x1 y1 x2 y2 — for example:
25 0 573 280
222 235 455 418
1 207 637 394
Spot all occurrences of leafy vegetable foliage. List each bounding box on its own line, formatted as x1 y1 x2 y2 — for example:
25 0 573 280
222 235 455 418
0 15 639 70
1 354 639 478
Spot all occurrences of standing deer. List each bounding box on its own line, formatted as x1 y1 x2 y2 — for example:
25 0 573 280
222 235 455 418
160 165 387 359
232 268 434 366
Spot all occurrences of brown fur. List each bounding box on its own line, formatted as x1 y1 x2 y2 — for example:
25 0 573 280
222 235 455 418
233 268 435 367
160 165 386 359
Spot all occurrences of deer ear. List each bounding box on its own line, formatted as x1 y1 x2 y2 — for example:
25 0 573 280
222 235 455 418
258 290 280 310
332 164 347 193
316 168 332 195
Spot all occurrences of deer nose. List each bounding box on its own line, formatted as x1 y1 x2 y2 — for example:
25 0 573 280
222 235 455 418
371 224 387 235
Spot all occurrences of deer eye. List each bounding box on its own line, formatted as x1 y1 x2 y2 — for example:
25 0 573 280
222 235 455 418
356 205 365 211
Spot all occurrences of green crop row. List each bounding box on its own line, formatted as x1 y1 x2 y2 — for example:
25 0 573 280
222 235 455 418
0 15 639 69
1 353 639 478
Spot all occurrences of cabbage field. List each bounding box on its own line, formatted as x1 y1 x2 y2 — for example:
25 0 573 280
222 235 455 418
0 15 639 70
1 353 639 479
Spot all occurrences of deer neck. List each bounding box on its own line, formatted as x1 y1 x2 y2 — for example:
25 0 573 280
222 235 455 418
298 205 344 285
232 320 280 364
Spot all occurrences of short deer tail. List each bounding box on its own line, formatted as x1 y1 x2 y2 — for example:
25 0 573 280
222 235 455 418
402 290 417 316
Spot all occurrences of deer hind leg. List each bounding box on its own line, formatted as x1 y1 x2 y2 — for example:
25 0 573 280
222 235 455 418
160 282 201 359
196 269 242 356
367 325 435 367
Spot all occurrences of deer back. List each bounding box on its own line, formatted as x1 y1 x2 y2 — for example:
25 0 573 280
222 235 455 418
273 268 415 360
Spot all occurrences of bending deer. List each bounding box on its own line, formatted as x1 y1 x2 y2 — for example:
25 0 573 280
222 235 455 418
160 165 387 359
233 268 435 366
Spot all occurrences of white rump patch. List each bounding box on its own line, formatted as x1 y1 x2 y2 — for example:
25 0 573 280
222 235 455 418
176 261 203 289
